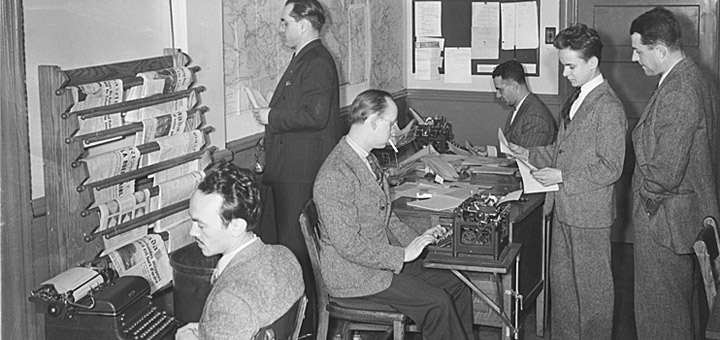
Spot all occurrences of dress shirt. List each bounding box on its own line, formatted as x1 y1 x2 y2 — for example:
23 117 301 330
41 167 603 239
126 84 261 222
345 135 375 177
658 57 683 86
510 93 530 124
570 74 604 120
212 235 259 282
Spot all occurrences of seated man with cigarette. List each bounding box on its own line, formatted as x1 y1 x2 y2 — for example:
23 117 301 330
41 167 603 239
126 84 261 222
175 162 304 340
313 89 474 340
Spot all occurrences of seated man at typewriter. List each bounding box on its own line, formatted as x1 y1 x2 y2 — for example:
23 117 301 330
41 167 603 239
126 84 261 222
313 89 474 340
176 162 304 340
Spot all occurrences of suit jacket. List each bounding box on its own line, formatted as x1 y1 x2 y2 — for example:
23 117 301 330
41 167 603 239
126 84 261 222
264 40 345 184
504 93 557 147
313 138 420 298
530 81 626 228
199 240 304 340
631 57 720 254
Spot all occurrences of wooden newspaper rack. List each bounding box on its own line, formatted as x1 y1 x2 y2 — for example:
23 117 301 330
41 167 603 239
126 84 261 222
39 49 219 275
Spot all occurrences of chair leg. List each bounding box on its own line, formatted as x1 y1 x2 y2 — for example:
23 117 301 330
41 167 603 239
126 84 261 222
316 309 330 340
393 321 405 340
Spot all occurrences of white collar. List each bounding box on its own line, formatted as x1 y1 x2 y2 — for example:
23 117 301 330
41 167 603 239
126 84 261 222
214 235 258 279
659 57 683 86
294 38 320 59
570 74 604 119
510 93 530 124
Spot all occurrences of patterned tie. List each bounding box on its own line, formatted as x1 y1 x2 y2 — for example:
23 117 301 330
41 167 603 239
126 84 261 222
366 154 384 185
560 87 582 128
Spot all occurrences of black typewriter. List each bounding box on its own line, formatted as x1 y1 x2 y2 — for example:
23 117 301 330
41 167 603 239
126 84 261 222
413 116 454 153
428 193 510 260
33 274 178 340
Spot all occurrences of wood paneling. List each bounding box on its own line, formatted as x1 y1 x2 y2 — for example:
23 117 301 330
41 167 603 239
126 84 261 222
1 0 43 339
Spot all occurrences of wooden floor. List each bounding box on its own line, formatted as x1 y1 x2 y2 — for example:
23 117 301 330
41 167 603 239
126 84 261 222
328 242 638 340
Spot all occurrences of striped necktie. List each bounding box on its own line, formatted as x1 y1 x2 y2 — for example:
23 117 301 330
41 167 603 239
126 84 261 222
366 154 384 185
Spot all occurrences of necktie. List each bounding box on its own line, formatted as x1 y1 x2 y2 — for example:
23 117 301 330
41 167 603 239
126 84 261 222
366 154 384 185
560 87 581 128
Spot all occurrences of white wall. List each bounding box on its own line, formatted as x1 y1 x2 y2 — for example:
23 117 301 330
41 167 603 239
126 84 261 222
24 0 228 199
405 0 560 95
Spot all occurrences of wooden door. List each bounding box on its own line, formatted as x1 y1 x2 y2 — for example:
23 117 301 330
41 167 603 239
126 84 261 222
571 0 719 242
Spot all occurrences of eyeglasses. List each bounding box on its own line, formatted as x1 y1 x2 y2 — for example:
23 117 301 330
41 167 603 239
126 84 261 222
377 116 397 126
280 18 299 30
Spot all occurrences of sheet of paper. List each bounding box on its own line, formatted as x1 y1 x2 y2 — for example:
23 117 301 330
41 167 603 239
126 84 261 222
407 195 465 212
415 38 443 80
501 1 540 50
444 47 471 83
414 1 442 37
516 158 558 193
471 3 500 59
498 128 513 155
498 189 523 205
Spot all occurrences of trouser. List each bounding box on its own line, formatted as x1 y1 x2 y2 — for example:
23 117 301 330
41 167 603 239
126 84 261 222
633 207 702 340
363 260 474 340
270 182 317 336
550 215 614 340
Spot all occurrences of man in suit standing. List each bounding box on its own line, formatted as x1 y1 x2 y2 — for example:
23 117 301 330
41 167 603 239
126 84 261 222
492 60 556 147
629 7 720 339
510 24 626 340
314 89 474 340
175 162 304 340
253 0 344 334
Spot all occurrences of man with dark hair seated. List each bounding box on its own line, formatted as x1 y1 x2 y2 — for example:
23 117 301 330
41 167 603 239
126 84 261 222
176 162 304 340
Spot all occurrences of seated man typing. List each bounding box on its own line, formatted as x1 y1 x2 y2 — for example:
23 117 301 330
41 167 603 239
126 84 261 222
313 89 474 340
176 162 304 340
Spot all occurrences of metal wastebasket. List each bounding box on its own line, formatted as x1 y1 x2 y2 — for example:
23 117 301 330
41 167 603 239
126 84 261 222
170 243 220 323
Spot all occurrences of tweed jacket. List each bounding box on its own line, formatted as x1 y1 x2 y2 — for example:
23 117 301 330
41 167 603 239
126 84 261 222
632 57 720 254
504 93 557 148
529 81 626 228
198 239 304 340
263 40 345 184
313 138 421 298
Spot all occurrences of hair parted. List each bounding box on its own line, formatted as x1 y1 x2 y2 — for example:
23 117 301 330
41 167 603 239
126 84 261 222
197 161 262 231
492 60 527 85
553 23 604 62
630 7 682 51
285 0 326 31
347 89 394 125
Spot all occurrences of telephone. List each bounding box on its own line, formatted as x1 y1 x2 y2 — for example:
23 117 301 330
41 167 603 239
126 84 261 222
29 268 178 340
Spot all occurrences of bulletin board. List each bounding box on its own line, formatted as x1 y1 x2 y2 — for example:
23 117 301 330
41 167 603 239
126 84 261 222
412 0 541 76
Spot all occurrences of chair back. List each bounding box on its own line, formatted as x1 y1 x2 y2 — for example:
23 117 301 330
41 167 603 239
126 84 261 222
695 216 720 310
298 200 331 317
253 294 308 340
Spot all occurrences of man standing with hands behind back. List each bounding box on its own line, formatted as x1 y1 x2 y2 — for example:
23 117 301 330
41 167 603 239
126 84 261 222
509 24 626 340
253 0 344 336
629 7 719 339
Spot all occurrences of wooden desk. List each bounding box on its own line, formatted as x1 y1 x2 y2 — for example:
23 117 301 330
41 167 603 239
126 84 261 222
392 176 548 339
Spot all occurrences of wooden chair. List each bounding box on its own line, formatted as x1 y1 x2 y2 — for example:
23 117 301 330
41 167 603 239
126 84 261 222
299 200 417 340
694 216 720 310
253 294 308 340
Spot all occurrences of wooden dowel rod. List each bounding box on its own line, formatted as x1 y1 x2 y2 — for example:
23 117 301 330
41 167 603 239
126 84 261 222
81 185 161 217
62 86 205 120
68 106 208 145
84 200 189 242
71 125 213 168
120 66 201 89
79 146 215 192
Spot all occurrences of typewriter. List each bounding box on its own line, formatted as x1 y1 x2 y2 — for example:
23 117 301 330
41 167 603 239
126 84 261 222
428 193 511 260
30 268 178 340
413 116 454 153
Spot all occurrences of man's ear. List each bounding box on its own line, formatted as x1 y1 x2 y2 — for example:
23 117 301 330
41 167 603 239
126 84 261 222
227 218 248 237
369 114 379 130
655 44 668 59
589 56 599 69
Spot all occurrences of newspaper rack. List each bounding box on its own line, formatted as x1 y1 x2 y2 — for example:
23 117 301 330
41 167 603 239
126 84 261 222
38 49 221 276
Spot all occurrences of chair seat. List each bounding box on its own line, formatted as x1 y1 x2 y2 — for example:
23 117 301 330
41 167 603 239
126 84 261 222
328 297 409 324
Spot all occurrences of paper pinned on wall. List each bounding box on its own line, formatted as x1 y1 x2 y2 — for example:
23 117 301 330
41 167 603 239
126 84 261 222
501 1 539 50
414 1 442 37
444 47 471 83
471 2 500 59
